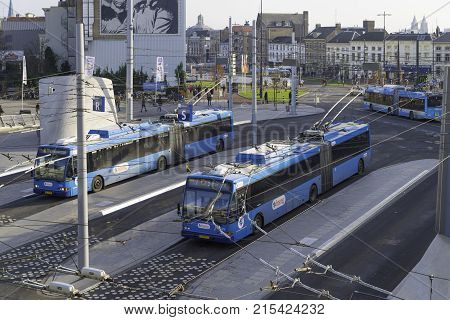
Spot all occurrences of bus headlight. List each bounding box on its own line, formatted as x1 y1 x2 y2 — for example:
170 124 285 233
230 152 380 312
59 187 69 192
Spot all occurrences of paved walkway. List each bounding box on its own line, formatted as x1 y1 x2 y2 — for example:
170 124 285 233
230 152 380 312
392 235 450 300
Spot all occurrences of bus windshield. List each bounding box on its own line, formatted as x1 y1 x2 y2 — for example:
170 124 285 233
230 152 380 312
182 178 233 222
428 95 442 108
34 147 71 182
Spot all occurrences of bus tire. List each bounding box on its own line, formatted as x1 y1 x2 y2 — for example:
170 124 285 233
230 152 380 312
216 139 225 153
387 107 393 115
369 103 373 111
358 159 365 175
409 111 415 120
309 184 318 203
92 176 104 193
253 214 264 234
157 156 167 172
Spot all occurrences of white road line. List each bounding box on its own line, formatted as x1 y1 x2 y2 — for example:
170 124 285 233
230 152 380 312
21 188 34 193
99 181 186 216
234 120 251 126
22 194 35 198
312 169 432 259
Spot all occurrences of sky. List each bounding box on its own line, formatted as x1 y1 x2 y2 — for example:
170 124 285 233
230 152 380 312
2 0 449 33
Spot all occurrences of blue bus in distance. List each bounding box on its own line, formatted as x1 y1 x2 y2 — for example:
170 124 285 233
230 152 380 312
181 122 371 243
363 85 442 120
33 109 233 197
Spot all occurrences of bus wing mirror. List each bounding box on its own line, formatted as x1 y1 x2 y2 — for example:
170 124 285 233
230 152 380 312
177 203 181 216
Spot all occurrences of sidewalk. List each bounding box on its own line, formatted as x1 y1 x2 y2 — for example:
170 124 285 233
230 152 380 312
34 159 437 296
392 235 450 300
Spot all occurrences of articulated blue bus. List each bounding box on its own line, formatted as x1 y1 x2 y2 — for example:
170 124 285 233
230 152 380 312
33 109 233 197
180 122 371 243
363 85 442 120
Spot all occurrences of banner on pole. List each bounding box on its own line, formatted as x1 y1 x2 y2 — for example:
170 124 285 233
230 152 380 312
156 57 164 82
85 56 96 77
22 56 27 86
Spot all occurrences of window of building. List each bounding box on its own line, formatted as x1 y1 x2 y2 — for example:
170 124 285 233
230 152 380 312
437 53 442 62
445 54 450 62
436 46 441 51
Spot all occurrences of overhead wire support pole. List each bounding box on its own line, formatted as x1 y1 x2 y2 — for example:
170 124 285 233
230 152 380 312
252 20 258 147
377 12 391 83
126 0 134 122
76 22 89 269
436 66 450 237
259 0 263 99
228 17 233 111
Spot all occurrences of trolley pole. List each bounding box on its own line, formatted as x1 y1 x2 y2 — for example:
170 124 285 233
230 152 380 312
126 0 134 122
76 23 89 269
252 20 258 147
436 66 450 238
290 67 297 115
228 17 233 111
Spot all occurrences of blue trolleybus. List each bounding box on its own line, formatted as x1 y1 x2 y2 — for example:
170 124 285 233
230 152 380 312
33 109 233 197
180 121 371 243
363 85 442 120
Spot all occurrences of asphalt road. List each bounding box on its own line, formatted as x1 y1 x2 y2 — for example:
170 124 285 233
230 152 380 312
0 89 443 299
267 173 437 300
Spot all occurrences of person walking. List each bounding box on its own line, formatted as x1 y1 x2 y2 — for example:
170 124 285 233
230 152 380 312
207 91 212 107
0 105 4 116
115 95 121 112
141 95 147 112
35 103 40 116
264 91 268 104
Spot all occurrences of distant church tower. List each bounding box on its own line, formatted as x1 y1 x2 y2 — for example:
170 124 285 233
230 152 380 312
419 16 428 34
411 16 419 33
8 0 14 17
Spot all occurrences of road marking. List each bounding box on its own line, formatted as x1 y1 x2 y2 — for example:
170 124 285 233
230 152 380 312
22 194 35 198
21 188 34 193
234 120 251 126
312 169 432 259
99 181 186 216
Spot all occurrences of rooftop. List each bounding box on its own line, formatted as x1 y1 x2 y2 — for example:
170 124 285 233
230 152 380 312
435 32 450 43
353 31 387 42
385 33 432 41
328 31 361 44
305 27 337 40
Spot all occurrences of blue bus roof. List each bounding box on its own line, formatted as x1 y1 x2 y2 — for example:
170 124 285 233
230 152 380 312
39 109 233 154
189 122 369 188
366 85 441 100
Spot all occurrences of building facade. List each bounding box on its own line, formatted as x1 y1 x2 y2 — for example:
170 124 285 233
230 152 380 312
268 34 299 66
257 12 309 68
77 0 186 85
43 0 76 68
434 33 450 82
326 31 361 79
385 33 433 82
0 14 45 56
304 24 341 76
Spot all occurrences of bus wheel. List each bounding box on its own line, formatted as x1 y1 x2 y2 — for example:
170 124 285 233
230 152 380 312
157 157 167 171
92 176 104 193
216 139 225 153
409 111 415 120
387 107 393 115
369 104 373 111
309 184 318 203
253 214 264 234
358 159 365 175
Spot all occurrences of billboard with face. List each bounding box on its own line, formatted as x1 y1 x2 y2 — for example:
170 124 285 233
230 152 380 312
100 0 179 35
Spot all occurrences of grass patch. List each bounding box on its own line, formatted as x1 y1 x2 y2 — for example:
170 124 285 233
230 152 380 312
238 88 309 102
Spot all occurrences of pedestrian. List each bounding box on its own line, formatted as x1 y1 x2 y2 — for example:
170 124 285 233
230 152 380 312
0 104 4 116
35 103 40 115
288 91 292 105
141 95 147 112
207 91 212 106
264 91 268 104
222 85 226 96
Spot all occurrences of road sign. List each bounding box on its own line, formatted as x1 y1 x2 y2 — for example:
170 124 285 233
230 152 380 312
92 96 105 112
178 104 193 122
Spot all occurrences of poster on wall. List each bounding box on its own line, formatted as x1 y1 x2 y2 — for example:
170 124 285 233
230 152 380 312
100 0 179 35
